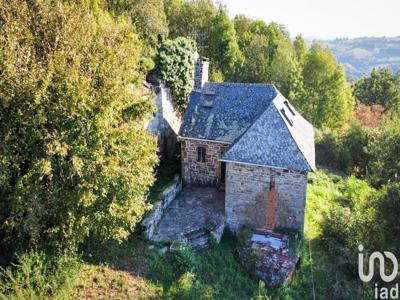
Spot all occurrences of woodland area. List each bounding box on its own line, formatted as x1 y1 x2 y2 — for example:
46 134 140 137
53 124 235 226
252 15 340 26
0 0 399 299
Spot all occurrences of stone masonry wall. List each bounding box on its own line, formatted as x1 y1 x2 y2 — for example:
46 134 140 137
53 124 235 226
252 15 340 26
181 138 230 186
225 162 308 232
142 175 182 239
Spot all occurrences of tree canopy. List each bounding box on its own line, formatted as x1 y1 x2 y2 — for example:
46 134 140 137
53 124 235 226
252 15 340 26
298 43 355 129
352 67 400 111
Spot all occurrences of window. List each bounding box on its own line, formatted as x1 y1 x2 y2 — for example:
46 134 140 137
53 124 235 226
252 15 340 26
197 147 206 162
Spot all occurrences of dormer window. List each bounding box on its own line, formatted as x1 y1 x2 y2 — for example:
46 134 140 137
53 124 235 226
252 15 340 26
197 147 206 162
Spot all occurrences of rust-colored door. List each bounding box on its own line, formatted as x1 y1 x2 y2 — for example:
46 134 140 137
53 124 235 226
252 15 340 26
265 186 276 229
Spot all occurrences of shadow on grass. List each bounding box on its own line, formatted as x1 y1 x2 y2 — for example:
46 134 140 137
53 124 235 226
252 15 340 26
80 230 265 300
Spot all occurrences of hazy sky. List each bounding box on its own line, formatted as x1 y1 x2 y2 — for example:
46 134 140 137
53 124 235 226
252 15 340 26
217 0 400 39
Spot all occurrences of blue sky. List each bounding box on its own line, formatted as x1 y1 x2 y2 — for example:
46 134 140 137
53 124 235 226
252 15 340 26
217 0 400 39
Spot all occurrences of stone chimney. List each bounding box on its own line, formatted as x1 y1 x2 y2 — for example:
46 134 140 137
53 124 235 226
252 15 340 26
193 52 209 91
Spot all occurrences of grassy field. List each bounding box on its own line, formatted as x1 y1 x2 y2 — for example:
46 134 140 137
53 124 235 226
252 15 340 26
0 168 371 299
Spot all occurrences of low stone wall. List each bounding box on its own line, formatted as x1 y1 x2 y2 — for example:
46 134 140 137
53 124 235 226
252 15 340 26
142 175 182 239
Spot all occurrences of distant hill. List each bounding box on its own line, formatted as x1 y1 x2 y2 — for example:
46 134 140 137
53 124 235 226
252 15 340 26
309 37 400 81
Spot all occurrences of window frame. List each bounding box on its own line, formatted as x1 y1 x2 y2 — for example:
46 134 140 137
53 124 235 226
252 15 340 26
197 147 206 162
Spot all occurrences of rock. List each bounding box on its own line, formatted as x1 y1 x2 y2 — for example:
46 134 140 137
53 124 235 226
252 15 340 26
148 245 155 250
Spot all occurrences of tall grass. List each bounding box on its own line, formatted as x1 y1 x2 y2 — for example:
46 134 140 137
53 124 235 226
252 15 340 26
0 251 81 300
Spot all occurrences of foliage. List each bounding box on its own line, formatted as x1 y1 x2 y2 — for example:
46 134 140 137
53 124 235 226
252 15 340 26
233 16 300 97
105 0 168 55
155 37 196 112
338 122 372 175
352 67 400 110
148 232 260 299
366 114 400 187
354 101 384 128
314 128 341 168
375 183 400 252
0 0 158 253
299 43 355 129
0 251 81 300
208 7 243 81
147 158 180 204
165 0 216 44
293 35 307 67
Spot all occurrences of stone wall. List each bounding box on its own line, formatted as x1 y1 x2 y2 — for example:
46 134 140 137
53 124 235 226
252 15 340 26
142 175 182 239
180 138 230 186
146 84 182 159
225 162 308 232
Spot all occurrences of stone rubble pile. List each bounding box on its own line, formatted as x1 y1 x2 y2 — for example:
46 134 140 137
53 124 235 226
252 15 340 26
239 228 299 286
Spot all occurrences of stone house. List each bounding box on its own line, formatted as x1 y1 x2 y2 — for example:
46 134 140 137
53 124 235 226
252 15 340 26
178 57 316 232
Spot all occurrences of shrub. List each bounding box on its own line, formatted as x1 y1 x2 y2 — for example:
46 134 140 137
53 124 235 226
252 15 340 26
314 128 340 168
0 0 158 252
0 251 81 300
338 122 372 175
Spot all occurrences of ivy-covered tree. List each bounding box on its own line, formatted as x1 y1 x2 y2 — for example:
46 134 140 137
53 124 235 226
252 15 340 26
155 37 196 112
0 0 158 252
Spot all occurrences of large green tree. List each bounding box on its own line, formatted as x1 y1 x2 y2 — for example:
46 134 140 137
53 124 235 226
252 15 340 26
0 0 158 252
164 0 216 45
234 17 302 98
208 7 243 81
352 68 400 111
299 43 355 129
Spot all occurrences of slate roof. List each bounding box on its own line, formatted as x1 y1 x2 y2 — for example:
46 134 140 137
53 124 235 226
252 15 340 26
220 93 315 172
179 82 315 172
179 83 277 142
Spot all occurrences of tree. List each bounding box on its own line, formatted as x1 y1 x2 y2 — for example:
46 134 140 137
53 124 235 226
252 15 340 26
155 37 196 112
299 43 355 129
105 0 169 55
366 113 400 187
164 0 216 46
208 7 243 81
339 122 372 175
293 35 308 67
0 0 158 252
352 68 400 111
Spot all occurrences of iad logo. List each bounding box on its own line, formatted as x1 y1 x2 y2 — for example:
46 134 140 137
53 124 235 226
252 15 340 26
358 244 399 299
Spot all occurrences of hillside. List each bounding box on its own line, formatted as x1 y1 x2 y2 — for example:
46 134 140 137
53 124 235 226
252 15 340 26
314 36 400 80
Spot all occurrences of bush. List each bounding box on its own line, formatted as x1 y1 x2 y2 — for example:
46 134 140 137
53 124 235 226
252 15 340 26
0 0 158 253
314 128 340 168
0 252 81 300
338 122 372 175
